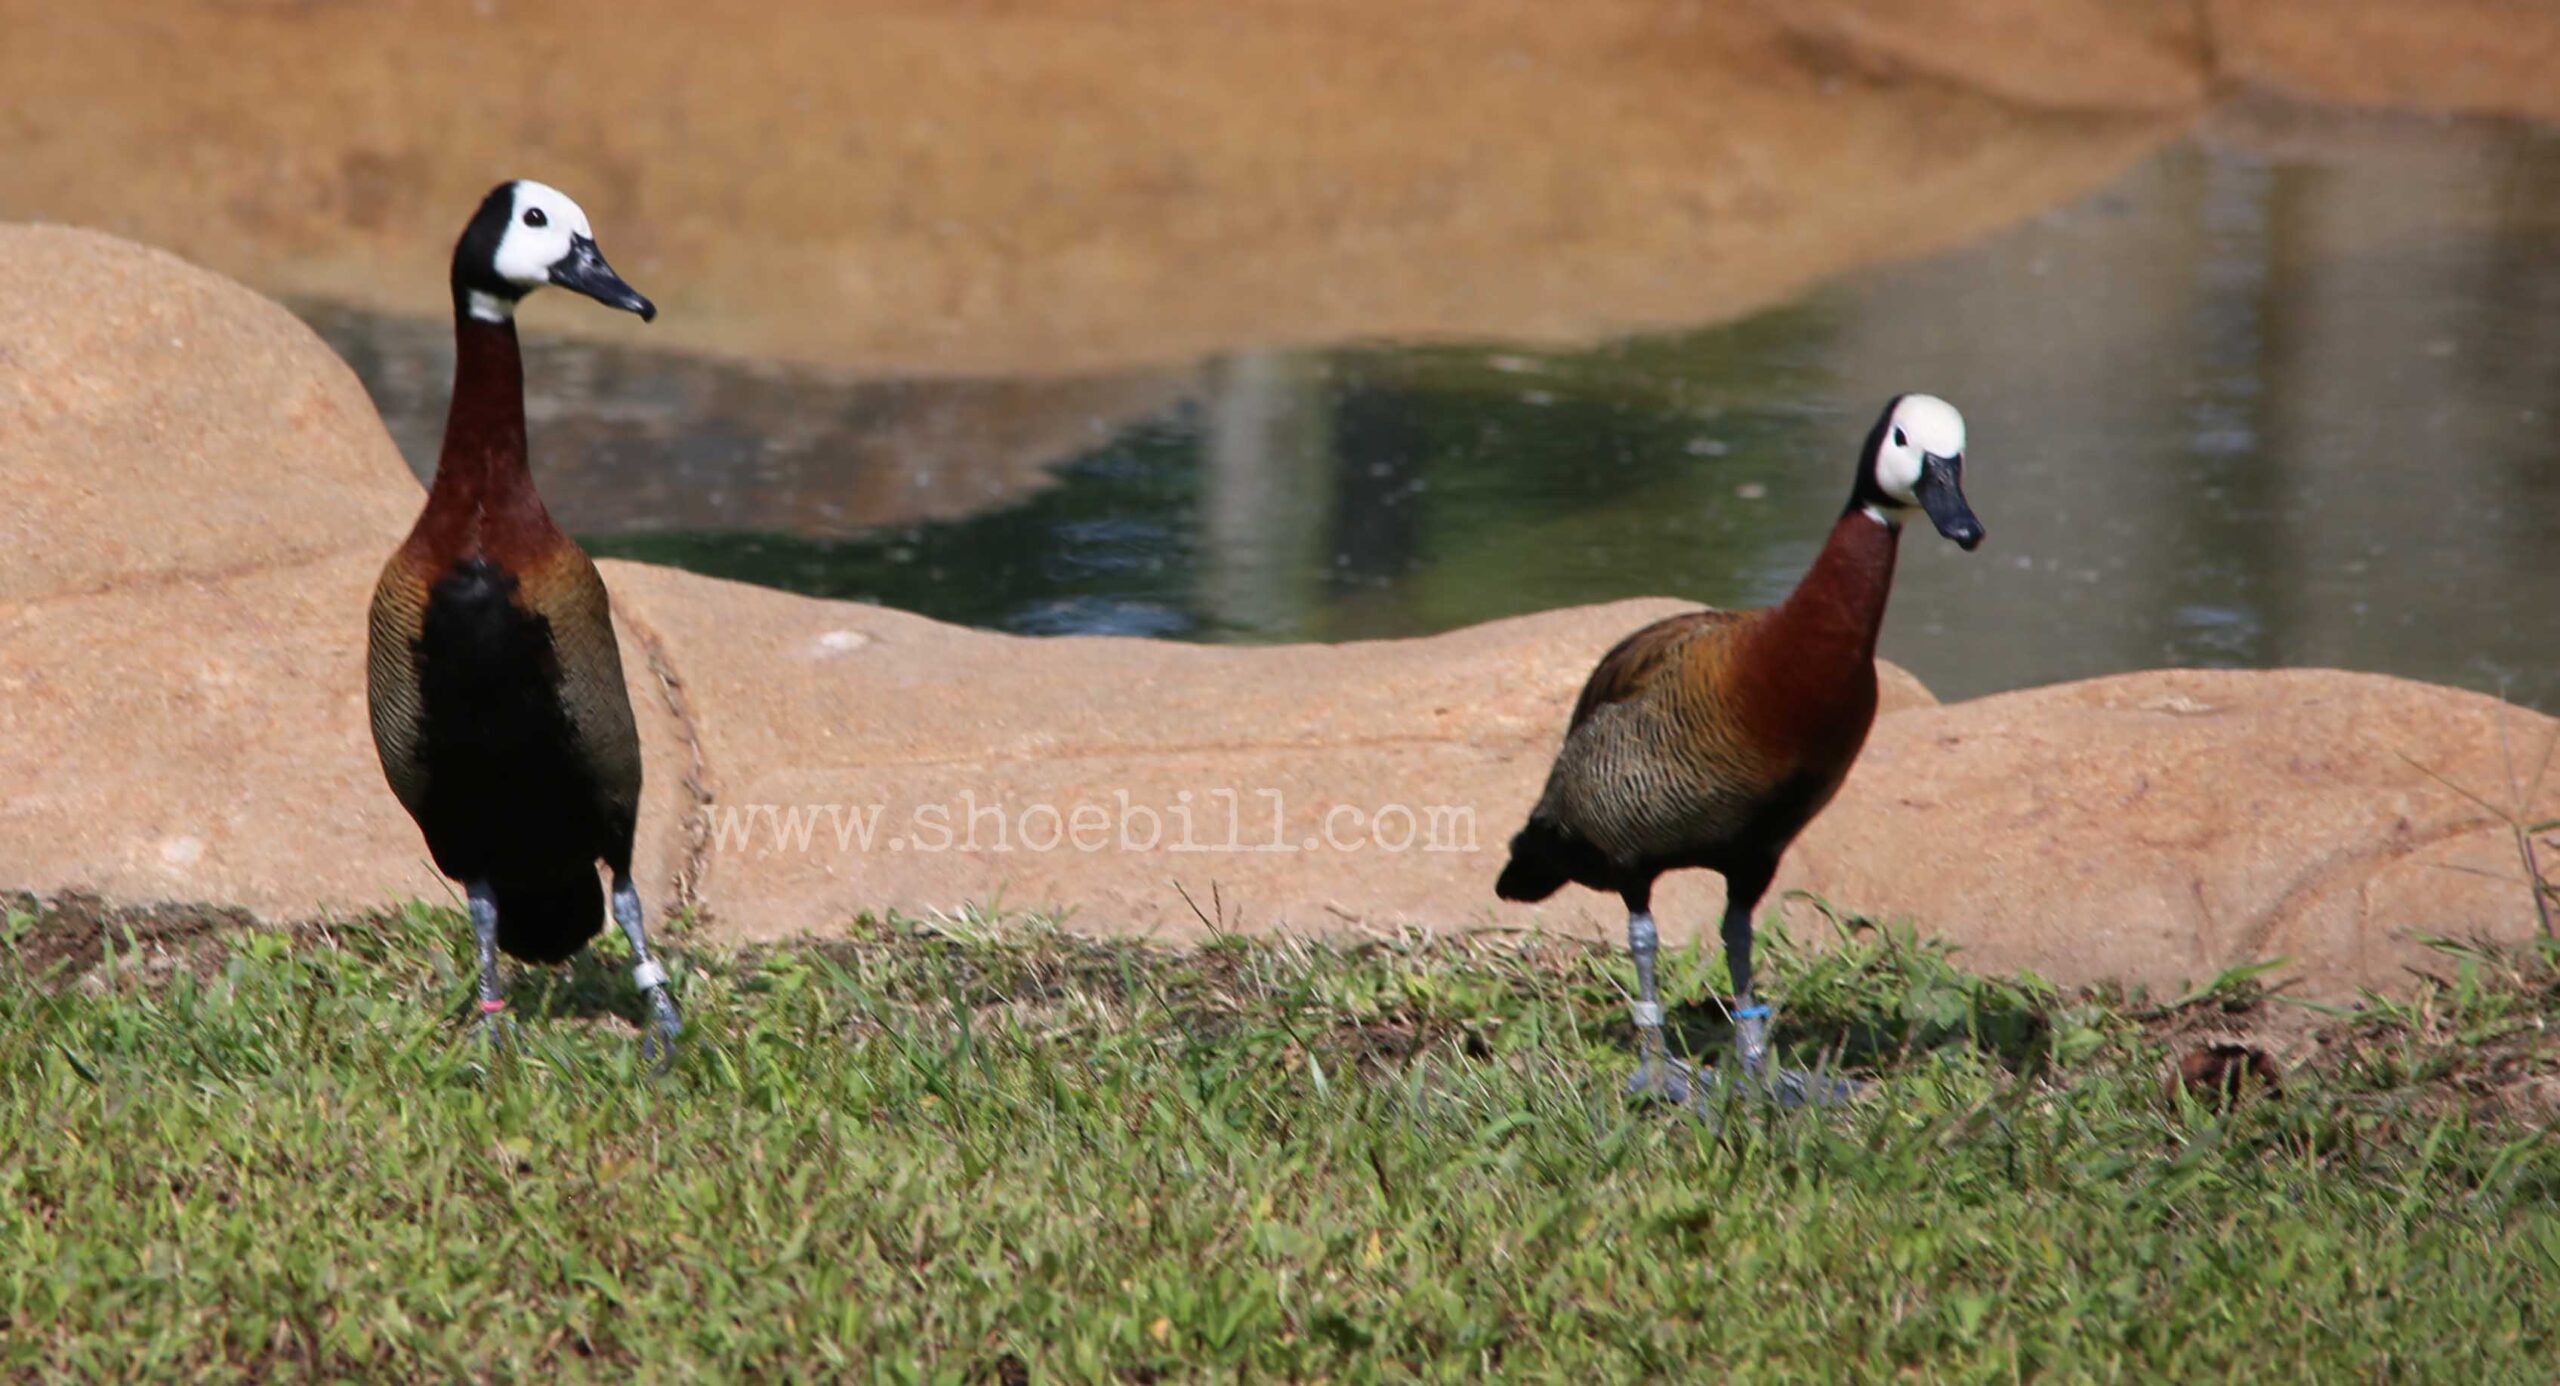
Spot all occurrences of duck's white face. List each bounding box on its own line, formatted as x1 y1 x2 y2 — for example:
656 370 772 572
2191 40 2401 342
488 180 595 290
1857 392 1983 550
457 178 656 326
1870 394 1966 507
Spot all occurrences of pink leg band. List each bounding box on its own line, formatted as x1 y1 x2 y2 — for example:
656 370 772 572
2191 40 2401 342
480 999 507 1014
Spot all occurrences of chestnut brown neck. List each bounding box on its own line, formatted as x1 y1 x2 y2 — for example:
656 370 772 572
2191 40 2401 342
1767 509 1902 669
415 312 555 552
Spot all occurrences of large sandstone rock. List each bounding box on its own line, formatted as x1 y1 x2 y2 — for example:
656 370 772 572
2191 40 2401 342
1778 670 2558 1000
597 567 1931 951
0 228 691 923
0 226 413 601
601 567 2552 1001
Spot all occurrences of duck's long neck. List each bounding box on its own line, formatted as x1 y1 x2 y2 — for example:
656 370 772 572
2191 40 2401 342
421 311 546 533
1767 508 1902 665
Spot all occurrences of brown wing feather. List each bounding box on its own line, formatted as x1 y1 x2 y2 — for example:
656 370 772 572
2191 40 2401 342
519 545 645 863
1567 608 1744 729
1532 607 1784 874
365 551 434 819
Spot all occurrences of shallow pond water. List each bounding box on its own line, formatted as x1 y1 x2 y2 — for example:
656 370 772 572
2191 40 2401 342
309 113 2560 711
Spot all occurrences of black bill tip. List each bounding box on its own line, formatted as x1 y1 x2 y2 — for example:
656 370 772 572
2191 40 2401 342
550 235 656 322
1915 454 1983 551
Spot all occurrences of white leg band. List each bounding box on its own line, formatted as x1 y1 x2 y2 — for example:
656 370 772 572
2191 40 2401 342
631 960 668 993
1630 1002 1662 1027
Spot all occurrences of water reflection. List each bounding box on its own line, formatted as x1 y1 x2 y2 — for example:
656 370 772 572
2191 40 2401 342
304 301 1195 538
310 110 2560 709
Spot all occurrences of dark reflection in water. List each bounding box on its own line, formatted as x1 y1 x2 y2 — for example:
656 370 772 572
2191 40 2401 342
307 111 2560 709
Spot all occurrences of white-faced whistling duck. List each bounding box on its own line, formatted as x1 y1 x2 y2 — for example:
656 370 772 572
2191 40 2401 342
365 180 681 1060
1496 394 1983 1106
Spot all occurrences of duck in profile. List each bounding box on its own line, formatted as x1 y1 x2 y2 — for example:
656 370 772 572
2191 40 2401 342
1496 394 1983 1105
366 179 680 1059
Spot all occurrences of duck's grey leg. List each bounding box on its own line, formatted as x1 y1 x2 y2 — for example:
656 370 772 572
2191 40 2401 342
1623 903 1699 1105
1719 879 1770 1080
1721 868 1855 1109
468 880 507 1048
611 874 682 1067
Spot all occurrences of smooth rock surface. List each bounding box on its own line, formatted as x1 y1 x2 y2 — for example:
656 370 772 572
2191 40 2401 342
605 563 2557 1001
0 226 412 601
0 550 695 926
600 568 1933 951
0 228 690 924
1778 670 2558 1000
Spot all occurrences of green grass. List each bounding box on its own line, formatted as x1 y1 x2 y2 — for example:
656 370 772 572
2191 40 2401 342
2 897 2555 1380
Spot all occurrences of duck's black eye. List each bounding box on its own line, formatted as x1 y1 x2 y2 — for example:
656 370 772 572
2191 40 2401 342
523 207 548 228
1892 427 1907 448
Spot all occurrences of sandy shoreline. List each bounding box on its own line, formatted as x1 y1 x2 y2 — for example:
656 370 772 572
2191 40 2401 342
0 2 2193 374
10 3 2553 375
